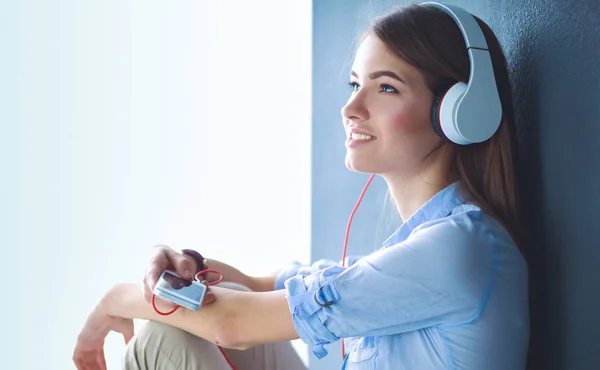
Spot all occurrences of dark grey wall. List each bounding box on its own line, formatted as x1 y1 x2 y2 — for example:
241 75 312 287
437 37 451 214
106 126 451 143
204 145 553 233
311 1 600 369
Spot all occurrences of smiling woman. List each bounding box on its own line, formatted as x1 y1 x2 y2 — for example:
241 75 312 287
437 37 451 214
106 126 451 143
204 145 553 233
71 2 528 370
342 35 439 178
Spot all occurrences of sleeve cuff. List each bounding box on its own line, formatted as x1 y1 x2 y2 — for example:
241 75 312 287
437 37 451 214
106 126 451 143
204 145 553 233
283 270 342 359
274 258 341 291
274 261 303 291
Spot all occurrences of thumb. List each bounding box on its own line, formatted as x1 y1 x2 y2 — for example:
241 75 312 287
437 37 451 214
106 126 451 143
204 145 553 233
114 318 135 345
171 252 197 280
123 330 134 345
123 321 135 344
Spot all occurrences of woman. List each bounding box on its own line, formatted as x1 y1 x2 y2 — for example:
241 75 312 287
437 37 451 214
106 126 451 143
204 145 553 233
73 3 529 369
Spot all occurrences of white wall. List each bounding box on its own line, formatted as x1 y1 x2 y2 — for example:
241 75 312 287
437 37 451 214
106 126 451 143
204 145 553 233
1 1 311 369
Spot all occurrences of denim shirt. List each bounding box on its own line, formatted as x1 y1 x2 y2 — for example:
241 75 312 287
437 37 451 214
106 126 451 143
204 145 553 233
275 182 529 369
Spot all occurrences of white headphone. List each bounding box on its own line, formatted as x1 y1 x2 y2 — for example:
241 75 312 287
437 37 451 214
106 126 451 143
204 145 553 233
421 2 502 145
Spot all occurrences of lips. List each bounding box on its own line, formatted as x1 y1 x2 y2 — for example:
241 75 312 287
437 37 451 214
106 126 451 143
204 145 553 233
345 127 376 148
347 126 377 140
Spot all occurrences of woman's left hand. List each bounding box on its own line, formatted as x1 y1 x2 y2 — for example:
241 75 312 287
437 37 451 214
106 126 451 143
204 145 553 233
72 300 134 370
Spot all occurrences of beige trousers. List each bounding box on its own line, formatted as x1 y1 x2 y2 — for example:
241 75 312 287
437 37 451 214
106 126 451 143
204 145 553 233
122 282 308 370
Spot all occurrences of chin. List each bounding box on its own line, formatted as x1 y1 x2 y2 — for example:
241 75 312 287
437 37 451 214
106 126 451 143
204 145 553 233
345 157 379 174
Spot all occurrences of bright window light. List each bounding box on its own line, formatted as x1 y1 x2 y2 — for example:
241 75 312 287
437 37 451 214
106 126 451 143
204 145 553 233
2 1 311 369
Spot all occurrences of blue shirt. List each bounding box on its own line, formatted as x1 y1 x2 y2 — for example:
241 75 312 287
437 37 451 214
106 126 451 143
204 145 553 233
275 182 529 369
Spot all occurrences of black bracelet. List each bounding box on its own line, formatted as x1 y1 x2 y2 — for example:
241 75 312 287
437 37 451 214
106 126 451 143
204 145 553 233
181 249 207 280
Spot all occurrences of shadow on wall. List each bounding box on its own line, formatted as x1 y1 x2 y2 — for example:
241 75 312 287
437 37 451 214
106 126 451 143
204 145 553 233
508 4 555 368
511 29 549 370
508 1 600 369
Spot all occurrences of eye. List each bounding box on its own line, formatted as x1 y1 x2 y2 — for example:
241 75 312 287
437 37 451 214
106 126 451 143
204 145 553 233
380 84 398 93
348 82 360 92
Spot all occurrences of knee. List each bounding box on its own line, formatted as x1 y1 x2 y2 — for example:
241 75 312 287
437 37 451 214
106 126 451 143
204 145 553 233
123 284 254 369
123 321 174 369
133 320 189 347
123 321 209 370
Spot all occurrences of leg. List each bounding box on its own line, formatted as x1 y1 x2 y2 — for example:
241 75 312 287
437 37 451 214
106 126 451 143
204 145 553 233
123 320 231 370
221 341 307 370
122 282 307 370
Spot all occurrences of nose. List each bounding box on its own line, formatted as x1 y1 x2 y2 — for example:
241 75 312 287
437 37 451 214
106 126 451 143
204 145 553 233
341 91 369 124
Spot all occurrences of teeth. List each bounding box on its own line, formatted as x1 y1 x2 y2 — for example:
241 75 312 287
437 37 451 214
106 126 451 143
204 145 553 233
351 133 374 140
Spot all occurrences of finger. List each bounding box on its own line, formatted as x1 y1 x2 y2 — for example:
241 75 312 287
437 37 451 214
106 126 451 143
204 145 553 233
75 358 91 370
73 346 89 370
145 252 170 291
123 330 135 345
115 318 135 344
202 291 216 305
143 284 153 303
170 251 196 280
83 351 100 370
73 356 87 370
98 349 107 370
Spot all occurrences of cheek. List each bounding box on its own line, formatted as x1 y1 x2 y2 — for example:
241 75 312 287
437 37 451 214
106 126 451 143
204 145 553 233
387 104 431 135
382 100 438 163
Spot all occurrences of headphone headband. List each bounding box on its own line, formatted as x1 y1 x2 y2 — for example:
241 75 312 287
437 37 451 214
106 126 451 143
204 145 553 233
420 2 502 145
421 2 488 50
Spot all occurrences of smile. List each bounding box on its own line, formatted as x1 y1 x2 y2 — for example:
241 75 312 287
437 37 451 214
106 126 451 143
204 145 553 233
346 133 376 148
350 133 376 140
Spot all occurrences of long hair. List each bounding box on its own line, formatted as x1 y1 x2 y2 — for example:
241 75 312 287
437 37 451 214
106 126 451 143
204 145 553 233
369 4 525 252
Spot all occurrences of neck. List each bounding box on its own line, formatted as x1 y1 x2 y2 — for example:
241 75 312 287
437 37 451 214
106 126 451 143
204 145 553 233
383 147 457 222
384 176 453 222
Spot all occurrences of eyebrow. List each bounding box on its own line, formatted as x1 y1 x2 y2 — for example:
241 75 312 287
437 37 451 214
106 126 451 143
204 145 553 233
351 70 407 84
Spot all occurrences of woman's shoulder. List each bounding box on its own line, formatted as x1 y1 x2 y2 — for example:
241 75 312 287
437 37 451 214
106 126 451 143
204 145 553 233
408 202 518 254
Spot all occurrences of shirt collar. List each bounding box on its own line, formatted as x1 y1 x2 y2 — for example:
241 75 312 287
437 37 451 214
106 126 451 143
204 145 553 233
382 181 465 247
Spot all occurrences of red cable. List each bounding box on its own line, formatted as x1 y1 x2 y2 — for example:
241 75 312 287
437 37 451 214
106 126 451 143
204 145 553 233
151 174 376 366
218 346 238 369
340 173 376 359
151 268 237 370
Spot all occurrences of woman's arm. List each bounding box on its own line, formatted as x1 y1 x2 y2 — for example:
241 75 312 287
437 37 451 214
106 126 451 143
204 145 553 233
203 258 279 292
102 283 299 349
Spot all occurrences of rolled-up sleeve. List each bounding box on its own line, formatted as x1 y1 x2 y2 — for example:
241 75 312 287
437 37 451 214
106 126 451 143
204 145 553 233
273 256 363 291
283 217 496 358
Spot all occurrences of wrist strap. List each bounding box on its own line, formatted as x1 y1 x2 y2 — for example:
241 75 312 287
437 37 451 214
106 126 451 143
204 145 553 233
181 249 207 280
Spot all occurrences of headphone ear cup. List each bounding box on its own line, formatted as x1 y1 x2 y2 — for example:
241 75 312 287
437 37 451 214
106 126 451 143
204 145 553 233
431 89 450 142
431 80 459 142
438 82 468 144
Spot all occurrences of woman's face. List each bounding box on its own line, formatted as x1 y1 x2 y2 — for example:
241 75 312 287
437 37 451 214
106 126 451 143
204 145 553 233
341 34 442 177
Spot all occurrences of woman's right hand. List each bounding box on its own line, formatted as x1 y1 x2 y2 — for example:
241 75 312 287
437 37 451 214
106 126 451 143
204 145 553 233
143 244 276 301
143 244 215 306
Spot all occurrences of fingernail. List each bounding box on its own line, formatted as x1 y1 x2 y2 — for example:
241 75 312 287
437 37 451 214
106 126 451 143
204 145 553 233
184 270 193 279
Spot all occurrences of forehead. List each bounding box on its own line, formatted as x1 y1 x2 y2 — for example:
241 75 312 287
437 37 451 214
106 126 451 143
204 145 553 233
351 34 419 82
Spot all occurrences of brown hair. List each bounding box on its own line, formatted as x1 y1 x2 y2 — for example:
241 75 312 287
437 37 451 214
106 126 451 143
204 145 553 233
370 4 524 251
